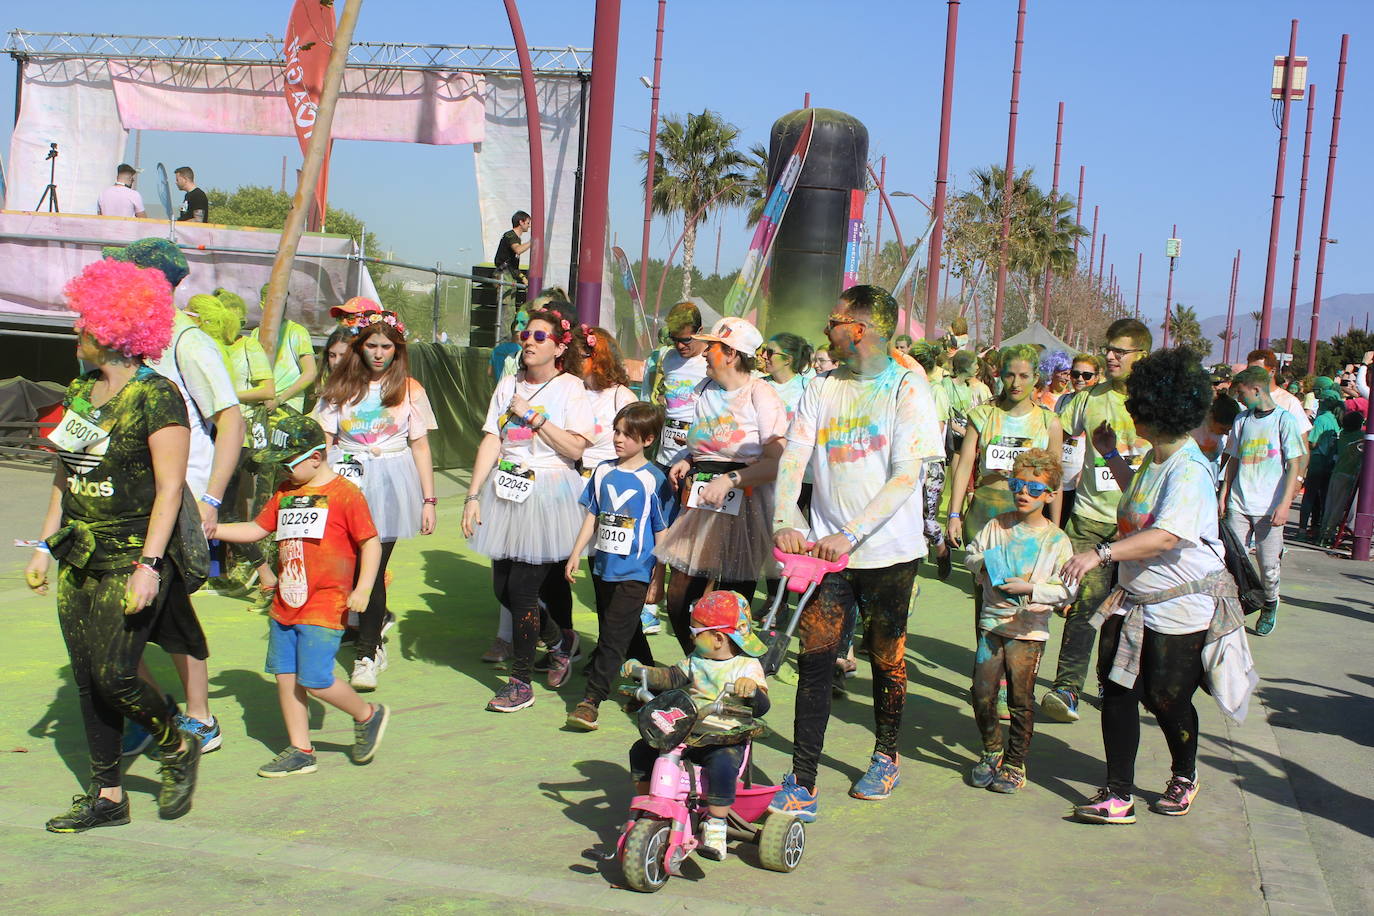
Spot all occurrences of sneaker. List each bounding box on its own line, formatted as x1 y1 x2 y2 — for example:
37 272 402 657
45 793 131 833
546 650 573 689
988 763 1026 794
641 607 662 635
481 638 513 664
849 751 900 800
1256 602 1278 636
123 693 178 757
537 613 561 651
769 773 818 823
970 751 1003 788
351 703 390 764
1072 787 1136 825
257 746 318 778
351 656 379 691
174 713 222 753
380 610 398 642
560 629 582 662
486 678 535 713
1151 774 1200 816
836 655 858 679
699 816 728 861
566 700 600 731
1040 688 1080 723
157 733 203 820
936 545 952 581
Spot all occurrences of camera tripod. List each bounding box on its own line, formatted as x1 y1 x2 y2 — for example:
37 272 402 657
34 143 59 213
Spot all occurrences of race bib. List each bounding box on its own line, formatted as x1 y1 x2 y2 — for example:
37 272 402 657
657 419 690 464
494 460 535 503
277 495 328 540
1093 453 1142 491
986 441 1029 472
595 512 635 555
687 472 743 516
50 408 109 456
333 455 364 481
1062 439 1083 466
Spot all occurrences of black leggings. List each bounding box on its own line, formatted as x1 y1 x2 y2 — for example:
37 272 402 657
1098 614 1206 796
971 631 1044 768
493 558 570 682
584 575 656 703
356 540 397 660
665 571 757 657
58 566 181 789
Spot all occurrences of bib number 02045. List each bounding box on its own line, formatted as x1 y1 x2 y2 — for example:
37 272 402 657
493 460 535 503
686 472 742 516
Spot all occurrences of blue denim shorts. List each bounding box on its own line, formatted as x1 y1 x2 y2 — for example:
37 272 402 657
265 620 343 689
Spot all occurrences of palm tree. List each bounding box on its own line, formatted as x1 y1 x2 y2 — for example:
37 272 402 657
743 142 770 227
639 110 750 298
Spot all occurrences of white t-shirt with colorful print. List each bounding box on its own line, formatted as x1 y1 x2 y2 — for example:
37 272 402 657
654 349 708 424
1224 406 1306 517
681 377 788 465
313 378 437 454
482 371 596 471
582 384 638 466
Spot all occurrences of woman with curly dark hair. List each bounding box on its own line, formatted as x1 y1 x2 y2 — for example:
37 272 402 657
1061 347 1253 825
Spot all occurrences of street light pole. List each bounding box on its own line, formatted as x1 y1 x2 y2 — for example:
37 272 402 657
1224 250 1240 363
1163 226 1179 349
503 0 546 299
925 0 960 341
1074 166 1085 255
1087 205 1098 282
1134 251 1142 318
992 0 1027 347
1284 82 1316 353
637 0 666 308
1308 34 1347 375
874 154 886 259
1259 19 1301 349
1042 100 1063 324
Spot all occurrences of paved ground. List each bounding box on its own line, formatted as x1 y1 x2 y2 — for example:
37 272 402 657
0 460 1366 914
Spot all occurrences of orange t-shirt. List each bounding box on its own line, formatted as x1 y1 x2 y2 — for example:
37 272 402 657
254 475 379 629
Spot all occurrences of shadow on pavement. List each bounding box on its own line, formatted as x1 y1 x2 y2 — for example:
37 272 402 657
209 667 325 752
401 549 509 693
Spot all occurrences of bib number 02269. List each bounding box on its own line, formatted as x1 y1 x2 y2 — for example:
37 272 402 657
277 506 328 540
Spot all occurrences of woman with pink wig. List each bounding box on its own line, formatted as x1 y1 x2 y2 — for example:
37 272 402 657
25 259 206 832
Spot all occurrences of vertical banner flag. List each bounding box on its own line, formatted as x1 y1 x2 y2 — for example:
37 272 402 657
841 188 865 290
283 0 337 230
611 245 652 351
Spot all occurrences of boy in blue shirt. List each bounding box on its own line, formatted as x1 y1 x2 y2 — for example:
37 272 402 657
564 402 676 730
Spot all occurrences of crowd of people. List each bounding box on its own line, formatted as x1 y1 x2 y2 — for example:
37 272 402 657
27 245 1356 850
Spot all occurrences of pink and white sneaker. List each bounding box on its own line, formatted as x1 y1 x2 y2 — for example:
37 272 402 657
1151 774 1200 816
1073 787 1136 824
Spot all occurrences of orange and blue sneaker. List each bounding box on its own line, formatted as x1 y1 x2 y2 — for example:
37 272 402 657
849 752 900 800
769 773 818 823
1072 787 1136 824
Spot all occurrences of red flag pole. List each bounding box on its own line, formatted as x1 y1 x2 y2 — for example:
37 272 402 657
1134 251 1142 318
1307 34 1348 375
637 0 666 310
992 0 1026 346
924 0 960 341
1042 100 1063 324
1259 19 1300 349
1224 250 1240 363
1284 82 1317 353
504 0 546 298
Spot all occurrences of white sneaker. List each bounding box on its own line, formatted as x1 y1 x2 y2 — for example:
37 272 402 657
699 817 728 861
351 656 378 690
375 644 390 674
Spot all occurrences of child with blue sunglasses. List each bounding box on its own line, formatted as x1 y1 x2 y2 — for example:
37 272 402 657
963 448 1077 793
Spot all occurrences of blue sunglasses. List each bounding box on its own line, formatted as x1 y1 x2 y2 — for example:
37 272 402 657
1008 478 1053 498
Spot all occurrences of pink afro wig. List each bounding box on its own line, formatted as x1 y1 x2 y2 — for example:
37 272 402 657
65 258 175 360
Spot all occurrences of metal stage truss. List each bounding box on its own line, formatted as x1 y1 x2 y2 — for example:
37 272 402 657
4 30 592 75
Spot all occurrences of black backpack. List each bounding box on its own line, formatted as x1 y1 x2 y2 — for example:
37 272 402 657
1216 522 1267 615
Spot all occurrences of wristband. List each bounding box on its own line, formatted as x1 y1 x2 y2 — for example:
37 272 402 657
531 415 548 430
1103 449 1120 461
840 528 860 548
199 493 222 509
133 562 161 579
422 497 439 505
523 408 537 423
949 512 962 519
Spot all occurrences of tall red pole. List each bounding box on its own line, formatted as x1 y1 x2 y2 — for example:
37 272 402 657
1225 249 1241 363
1259 19 1300 349
1134 252 1142 318
1098 233 1107 290
574 0 622 325
637 0 666 310
1042 100 1064 323
1308 35 1347 375
503 0 546 297
874 154 886 259
1284 82 1316 353
925 0 960 341
1087 205 1098 279
992 0 1026 346
1074 166 1085 254
1163 223 1177 348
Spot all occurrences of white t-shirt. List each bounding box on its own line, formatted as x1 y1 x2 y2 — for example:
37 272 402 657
765 374 809 424
682 377 788 465
146 314 241 497
1116 440 1224 634
1272 387 1313 436
482 372 595 471
1224 407 1306 517
314 378 437 454
583 384 638 466
789 360 944 569
656 350 708 423
97 184 145 218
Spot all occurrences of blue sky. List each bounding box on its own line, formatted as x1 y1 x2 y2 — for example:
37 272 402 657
2 1 1369 326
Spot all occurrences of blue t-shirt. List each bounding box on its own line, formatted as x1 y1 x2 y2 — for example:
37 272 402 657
490 341 521 382
578 460 676 582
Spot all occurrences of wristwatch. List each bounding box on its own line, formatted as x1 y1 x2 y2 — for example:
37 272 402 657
1094 541 1114 563
138 555 166 572
726 470 742 486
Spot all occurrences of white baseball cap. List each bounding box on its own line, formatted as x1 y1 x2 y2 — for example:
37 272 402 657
692 316 763 356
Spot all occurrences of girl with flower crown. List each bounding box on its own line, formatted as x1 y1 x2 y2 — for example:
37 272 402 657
314 312 438 690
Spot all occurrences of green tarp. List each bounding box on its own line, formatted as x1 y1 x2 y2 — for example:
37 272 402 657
407 343 496 471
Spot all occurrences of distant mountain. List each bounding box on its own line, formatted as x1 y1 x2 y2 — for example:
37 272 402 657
1197 292 1374 357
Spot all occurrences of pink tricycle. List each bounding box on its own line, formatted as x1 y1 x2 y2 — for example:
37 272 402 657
615 670 805 893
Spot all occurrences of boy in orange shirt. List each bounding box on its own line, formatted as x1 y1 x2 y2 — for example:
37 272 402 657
214 415 389 777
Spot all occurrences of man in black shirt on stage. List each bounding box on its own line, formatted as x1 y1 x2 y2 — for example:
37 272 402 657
175 166 209 223
494 210 531 281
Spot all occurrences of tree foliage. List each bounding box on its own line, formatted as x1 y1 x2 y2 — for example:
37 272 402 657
1168 304 1212 360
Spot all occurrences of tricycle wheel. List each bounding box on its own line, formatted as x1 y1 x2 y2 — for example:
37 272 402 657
621 817 671 892
757 812 805 873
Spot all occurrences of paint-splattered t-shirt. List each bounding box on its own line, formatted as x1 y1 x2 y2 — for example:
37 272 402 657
55 368 188 569
1059 383 1150 527
682 376 788 464
582 384 638 466
967 403 1056 488
765 373 808 424
481 371 595 471
788 359 944 569
254 474 378 629
1224 407 1306 517
1117 440 1224 634
652 349 708 424
965 514 1075 641
315 377 437 456
674 654 767 736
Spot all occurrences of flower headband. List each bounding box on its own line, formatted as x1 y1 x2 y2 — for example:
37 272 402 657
344 310 406 337
580 324 597 350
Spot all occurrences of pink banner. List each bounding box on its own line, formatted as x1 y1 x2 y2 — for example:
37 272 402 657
108 61 485 146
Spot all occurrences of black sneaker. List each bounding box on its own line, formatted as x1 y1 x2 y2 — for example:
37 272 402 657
936 546 952 581
45 793 131 833
157 733 203 820
352 703 390 764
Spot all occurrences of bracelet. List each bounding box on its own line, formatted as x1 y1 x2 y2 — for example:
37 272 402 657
422 497 439 505
523 408 537 423
133 562 161 579
840 527 860 547
1102 449 1120 461
464 494 480 504
32 541 52 554
199 493 223 509
530 415 548 431
949 512 962 519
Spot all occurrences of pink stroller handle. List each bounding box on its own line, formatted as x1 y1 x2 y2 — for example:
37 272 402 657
771 544 849 594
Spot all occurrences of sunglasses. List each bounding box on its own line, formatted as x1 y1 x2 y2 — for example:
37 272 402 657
1070 370 1097 380
688 623 733 637
824 315 866 333
1008 478 1053 498
1102 346 1143 358
669 334 696 345
762 348 783 358
519 329 556 343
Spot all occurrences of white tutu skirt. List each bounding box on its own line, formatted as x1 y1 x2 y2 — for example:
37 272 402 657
336 448 422 542
468 465 587 564
655 483 774 582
